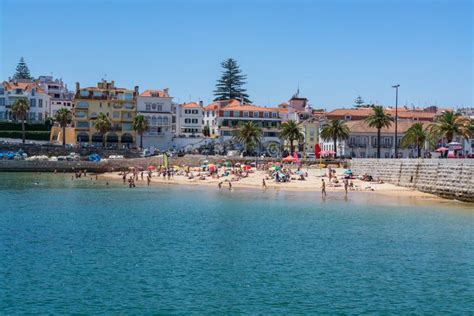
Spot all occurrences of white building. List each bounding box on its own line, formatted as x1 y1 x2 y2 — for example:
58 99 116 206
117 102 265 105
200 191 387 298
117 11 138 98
136 89 174 150
0 81 51 123
176 102 204 137
36 75 74 117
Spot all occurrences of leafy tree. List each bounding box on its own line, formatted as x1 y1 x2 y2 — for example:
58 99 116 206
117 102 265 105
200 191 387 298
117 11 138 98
203 125 211 137
214 58 251 103
13 57 32 80
233 121 262 155
429 110 469 143
401 122 431 158
365 106 394 158
94 112 111 148
11 99 30 144
354 96 364 108
133 114 148 149
54 108 72 146
320 119 350 158
280 120 304 154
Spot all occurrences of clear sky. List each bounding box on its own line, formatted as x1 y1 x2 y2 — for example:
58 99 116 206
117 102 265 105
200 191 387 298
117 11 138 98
1 0 472 109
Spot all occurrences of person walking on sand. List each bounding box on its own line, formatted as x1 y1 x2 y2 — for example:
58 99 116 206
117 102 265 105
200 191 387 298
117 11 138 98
262 178 267 189
321 179 327 197
141 171 144 181
147 175 151 186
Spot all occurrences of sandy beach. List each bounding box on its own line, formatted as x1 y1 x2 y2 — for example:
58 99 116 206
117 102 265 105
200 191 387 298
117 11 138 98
102 167 441 201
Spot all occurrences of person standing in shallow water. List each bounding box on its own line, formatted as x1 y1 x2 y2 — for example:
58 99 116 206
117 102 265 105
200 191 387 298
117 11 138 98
262 178 267 188
344 179 349 196
321 179 326 197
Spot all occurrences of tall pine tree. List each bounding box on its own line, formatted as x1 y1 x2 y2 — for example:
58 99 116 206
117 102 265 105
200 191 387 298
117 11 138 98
13 57 32 80
354 95 364 108
213 58 251 103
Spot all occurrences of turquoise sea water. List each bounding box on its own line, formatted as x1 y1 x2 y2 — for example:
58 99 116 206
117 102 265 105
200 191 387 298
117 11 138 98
0 173 473 314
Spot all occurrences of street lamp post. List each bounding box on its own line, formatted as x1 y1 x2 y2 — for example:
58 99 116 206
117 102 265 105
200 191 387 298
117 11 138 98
392 84 400 158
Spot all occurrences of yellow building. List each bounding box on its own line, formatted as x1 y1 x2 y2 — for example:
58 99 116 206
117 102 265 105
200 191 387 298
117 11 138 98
73 80 137 148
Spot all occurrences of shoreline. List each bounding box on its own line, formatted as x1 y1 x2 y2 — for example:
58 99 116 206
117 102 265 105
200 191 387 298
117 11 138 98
101 168 446 202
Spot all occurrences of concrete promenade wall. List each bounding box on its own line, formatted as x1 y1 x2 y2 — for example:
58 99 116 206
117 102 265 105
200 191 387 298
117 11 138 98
350 159 474 202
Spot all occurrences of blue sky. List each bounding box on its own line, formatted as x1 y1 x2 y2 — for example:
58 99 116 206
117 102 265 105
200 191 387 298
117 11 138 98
1 0 472 109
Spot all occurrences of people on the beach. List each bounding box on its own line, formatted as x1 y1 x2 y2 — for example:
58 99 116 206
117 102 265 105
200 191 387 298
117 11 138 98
321 179 326 197
228 182 232 190
262 178 266 188
343 179 348 196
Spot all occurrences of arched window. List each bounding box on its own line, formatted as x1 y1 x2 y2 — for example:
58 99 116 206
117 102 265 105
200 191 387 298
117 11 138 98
151 116 157 126
163 116 169 125
157 116 163 125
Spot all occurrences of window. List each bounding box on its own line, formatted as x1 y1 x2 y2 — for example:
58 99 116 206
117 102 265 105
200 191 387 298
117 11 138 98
30 99 36 107
90 112 98 119
163 117 169 125
0 98 5 106
76 121 89 128
157 116 163 125
124 93 133 100
243 111 249 118
38 113 43 121
31 88 36 96
39 99 43 108
264 112 269 118
146 103 151 111
113 112 120 118
93 91 102 97
75 111 87 119
0 88 4 95
122 123 133 131
253 112 259 118
77 101 89 108
80 90 89 97
185 118 190 124
29 112 36 121
271 112 277 118
224 111 230 117
233 111 240 117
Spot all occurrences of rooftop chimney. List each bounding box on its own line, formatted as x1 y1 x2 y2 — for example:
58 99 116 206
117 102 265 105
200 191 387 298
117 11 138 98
75 82 80 91
134 86 139 94
199 100 203 107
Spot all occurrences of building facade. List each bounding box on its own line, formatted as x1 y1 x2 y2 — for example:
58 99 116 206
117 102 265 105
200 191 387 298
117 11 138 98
0 81 51 123
176 102 204 137
136 89 173 149
73 80 137 148
320 121 428 158
36 75 74 117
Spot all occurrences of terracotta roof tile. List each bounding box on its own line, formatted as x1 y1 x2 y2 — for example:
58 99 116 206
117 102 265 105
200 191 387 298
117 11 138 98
183 102 202 109
140 89 169 97
344 120 429 134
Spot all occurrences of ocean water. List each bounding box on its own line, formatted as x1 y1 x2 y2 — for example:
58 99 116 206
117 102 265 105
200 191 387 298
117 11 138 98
0 173 473 314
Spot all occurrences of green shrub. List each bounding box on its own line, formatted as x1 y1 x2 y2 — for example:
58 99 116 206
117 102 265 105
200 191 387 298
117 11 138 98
0 122 51 131
0 131 51 141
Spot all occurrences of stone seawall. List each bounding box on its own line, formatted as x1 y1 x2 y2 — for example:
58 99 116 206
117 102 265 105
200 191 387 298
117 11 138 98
350 159 474 202
0 155 287 173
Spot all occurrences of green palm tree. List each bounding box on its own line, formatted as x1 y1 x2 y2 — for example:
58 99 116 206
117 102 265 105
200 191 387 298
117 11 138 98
54 108 72 146
233 121 262 155
401 123 431 158
365 106 394 158
320 119 350 158
133 114 148 149
280 120 304 154
429 110 469 143
11 99 30 144
94 112 111 148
